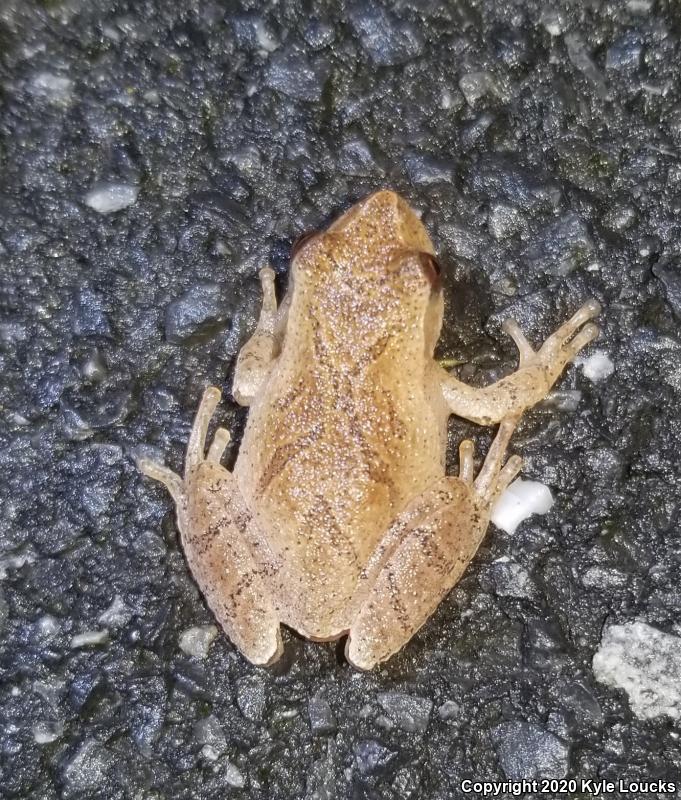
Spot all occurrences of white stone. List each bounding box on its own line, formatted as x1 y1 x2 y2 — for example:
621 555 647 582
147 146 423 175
491 479 555 535
98 595 132 628
576 350 614 381
593 621 681 720
255 21 278 52
223 760 246 788
30 72 73 101
179 624 217 658
32 720 64 744
84 183 139 213
70 629 109 648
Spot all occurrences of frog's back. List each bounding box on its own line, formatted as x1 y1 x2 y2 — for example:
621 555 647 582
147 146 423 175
234 236 448 637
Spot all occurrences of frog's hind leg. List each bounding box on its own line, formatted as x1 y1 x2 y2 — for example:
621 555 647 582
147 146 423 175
139 386 284 666
346 418 522 670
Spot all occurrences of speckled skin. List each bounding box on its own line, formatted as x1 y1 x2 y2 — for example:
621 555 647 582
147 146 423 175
138 191 600 669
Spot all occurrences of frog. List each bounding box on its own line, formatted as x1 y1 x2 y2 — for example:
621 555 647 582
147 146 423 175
137 190 600 670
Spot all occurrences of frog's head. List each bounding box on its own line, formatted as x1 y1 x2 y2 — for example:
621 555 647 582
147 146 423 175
291 191 445 352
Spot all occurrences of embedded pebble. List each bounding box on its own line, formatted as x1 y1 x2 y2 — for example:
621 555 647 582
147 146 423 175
194 715 227 759
592 622 681 720
308 696 337 735
62 739 111 793
72 289 111 337
404 152 454 186
564 33 609 98
491 721 569 780
98 595 132 628
354 740 397 775
652 258 681 319
488 202 524 240
606 33 643 71
304 19 335 50
376 692 433 733
70 630 109 648
264 51 330 102
236 675 267 722
576 351 614 381
459 71 496 106
164 283 228 343
178 624 217 658
437 700 461 721
222 761 247 789
84 183 139 213
491 479 555 535
348 5 423 65
484 556 537 599
30 72 73 101
540 8 566 36
32 720 64 744
523 213 594 276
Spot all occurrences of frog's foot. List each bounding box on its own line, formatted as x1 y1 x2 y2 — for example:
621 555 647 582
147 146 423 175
138 386 284 667
346 418 522 670
503 299 600 373
472 416 523 506
441 300 601 425
136 385 225 496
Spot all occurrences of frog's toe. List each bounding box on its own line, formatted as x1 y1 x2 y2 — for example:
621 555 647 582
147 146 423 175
542 299 602 357
502 318 535 365
458 439 475 484
207 427 231 464
186 385 223 472
562 322 599 359
137 457 184 503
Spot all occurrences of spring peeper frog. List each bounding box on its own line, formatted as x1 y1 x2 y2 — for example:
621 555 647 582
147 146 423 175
138 191 600 670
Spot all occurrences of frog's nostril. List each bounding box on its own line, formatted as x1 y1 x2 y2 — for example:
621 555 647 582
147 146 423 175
292 231 318 258
418 252 442 289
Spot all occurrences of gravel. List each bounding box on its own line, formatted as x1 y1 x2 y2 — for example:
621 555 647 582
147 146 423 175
2 0 680 797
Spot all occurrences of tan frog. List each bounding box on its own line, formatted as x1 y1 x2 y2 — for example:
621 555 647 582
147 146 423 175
138 191 600 670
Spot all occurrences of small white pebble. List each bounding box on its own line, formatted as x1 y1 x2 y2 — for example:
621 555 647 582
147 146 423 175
593 621 681 720
98 595 132 628
30 72 73 101
255 21 278 52
70 630 109 648
179 625 218 659
222 760 246 789
85 183 139 214
32 720 64 744
576 350 614 381
491 479 555 535
35 615 60 638
201 744 221 762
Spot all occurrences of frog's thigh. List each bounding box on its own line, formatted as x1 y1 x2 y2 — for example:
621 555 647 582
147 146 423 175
345 479 479 670
182 460 283 666
346 421 521 670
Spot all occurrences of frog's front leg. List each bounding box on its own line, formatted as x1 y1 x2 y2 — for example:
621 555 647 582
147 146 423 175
440 300 601 425
346 418 522 670
233 267 280 406
138 387 284 666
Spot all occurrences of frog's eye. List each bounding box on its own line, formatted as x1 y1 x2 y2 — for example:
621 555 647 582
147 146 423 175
418 252 442 289
291 231 318 258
